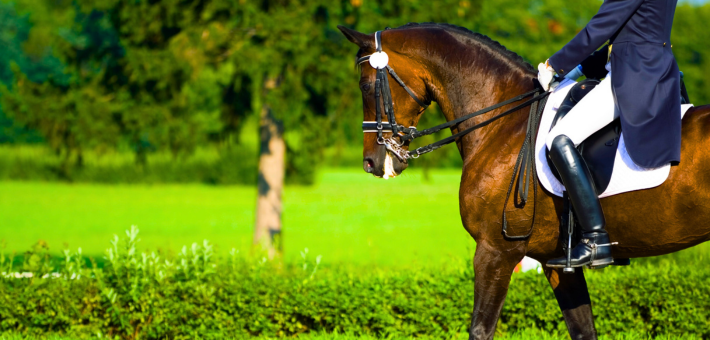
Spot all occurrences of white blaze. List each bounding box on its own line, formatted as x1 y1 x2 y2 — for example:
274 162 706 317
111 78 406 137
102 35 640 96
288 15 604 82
383 153 397 179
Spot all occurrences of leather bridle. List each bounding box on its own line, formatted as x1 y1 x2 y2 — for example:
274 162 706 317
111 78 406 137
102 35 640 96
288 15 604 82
357 29 552 239
357 30 430 162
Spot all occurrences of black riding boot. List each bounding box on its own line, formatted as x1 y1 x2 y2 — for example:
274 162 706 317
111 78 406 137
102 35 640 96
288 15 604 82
546 135 614 269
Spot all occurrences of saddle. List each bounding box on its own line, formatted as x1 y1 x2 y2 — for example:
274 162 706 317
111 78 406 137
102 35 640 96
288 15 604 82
545 74 691 194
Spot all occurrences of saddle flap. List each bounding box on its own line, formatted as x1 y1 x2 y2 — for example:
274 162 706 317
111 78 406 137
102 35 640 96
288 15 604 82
578 120 621 194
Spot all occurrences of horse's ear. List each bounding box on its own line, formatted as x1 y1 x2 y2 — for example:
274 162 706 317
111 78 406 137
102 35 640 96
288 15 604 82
337 25 372 48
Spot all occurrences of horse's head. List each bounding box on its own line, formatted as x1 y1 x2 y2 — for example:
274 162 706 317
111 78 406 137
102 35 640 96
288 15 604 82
338 26 431 179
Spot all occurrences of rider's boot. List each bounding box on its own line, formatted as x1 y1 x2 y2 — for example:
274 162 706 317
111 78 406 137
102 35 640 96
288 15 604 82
546 135 614 269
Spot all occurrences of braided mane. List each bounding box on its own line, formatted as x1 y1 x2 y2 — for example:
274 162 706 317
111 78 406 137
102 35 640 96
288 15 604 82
396 22 535 73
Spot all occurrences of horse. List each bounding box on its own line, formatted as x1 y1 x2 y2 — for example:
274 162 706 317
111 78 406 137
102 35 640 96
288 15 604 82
337 23 710 340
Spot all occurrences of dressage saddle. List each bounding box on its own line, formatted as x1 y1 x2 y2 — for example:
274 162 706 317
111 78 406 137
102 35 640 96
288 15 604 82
545 73 691 194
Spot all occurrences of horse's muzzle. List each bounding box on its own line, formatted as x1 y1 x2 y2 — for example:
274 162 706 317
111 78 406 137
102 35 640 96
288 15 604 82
362 152 407 178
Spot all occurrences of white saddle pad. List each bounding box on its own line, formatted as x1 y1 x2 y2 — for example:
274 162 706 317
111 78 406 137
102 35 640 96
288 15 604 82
535 79 694 198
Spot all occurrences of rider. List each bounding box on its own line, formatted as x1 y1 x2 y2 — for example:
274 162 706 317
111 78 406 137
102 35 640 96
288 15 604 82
538 0 681 268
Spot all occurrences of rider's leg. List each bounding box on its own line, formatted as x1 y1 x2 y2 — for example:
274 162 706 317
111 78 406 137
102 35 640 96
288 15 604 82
546 73 618 149
546 73 617 268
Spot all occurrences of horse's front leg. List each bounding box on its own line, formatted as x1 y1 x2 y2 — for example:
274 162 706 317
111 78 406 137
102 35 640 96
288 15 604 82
468 242 525 340
543 267 597 339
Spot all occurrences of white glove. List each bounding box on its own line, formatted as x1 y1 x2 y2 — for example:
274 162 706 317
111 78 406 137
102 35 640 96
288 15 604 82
537 60 558 91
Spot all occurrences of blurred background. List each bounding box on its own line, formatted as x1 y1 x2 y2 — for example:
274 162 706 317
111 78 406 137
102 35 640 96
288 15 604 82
1 0 709 266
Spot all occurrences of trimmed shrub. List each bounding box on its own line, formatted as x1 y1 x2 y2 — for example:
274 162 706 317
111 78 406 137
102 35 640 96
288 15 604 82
1 229 708 339
0 145 257 185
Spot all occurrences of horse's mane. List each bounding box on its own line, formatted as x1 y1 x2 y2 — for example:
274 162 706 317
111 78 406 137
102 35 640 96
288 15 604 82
395 22 535 73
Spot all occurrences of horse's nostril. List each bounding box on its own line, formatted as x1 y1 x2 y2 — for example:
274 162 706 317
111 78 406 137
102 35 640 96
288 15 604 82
363 159 375 173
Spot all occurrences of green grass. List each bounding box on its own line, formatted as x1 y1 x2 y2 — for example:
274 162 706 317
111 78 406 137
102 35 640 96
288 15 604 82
2 167 709 267
0 168 471 266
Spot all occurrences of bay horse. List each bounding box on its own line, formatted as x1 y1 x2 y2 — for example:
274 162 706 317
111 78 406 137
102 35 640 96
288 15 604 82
338 23 710 339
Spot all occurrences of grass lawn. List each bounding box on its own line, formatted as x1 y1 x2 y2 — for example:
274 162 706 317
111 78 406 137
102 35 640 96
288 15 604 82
2 167 709 267
0 168 472 266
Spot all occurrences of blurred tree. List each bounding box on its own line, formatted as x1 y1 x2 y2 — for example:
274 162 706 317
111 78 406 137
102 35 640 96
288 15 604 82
0 0 709 182
1 1 124 174
0 1 62 144
671 3 710 105
1 68 122 175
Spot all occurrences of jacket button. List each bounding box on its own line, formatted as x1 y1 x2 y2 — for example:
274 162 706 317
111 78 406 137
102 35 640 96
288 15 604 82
663 42 666 46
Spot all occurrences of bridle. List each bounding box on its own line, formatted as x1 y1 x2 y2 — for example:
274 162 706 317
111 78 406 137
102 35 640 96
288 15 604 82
357 30 430 162
357 29 552 239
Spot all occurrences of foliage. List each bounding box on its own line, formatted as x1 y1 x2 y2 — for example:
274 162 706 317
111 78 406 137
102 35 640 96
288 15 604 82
670 3 710 106
1 0 709 183
0 1 58 144
0 331 705 340
1 228 709 339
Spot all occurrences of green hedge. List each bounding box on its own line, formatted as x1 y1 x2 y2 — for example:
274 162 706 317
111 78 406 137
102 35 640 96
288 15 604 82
0 145 258 185
1 229 708 339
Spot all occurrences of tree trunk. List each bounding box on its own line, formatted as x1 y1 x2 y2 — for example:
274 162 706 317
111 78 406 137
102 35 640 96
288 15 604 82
253 105 285 257
134 139 148 167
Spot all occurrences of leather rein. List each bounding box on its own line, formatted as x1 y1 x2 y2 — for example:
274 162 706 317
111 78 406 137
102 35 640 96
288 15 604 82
359 30 551 239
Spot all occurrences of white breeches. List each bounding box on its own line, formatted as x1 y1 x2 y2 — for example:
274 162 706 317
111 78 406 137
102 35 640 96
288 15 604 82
546 67 618 150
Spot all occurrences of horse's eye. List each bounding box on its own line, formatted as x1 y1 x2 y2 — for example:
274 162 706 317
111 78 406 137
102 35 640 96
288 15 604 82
360 83 371 92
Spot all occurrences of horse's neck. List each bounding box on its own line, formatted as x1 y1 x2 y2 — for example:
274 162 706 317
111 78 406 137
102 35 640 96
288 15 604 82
430 60 536 162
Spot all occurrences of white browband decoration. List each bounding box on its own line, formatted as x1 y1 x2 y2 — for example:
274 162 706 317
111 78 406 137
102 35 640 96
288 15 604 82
369 52 389 69
368 30 389 69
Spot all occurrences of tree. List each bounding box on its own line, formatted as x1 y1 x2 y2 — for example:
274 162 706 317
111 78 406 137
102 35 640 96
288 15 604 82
253 102 284 256
0 1 62 144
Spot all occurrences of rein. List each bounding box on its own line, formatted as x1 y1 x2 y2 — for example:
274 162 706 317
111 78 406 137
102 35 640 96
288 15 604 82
360 30 550 239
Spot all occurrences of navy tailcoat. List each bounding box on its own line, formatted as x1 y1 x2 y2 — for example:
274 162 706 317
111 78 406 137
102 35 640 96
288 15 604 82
548 0 681 168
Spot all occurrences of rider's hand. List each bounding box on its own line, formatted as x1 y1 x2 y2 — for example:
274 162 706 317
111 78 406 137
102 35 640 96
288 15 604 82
537 60 558 91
